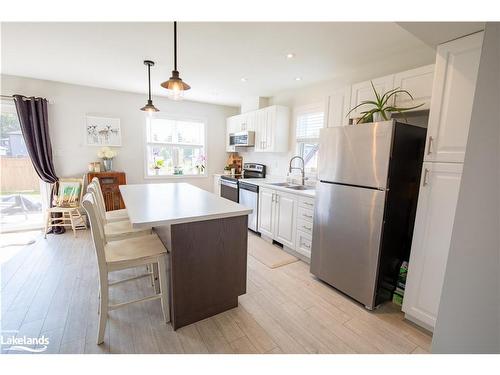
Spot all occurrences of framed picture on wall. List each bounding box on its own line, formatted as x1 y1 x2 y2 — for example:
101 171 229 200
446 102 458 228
85 115 122 146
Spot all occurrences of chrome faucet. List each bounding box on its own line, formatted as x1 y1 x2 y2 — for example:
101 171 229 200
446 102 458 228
289 156 305 185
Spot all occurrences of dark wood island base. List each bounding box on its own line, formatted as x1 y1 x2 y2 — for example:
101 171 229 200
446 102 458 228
154 215 248 330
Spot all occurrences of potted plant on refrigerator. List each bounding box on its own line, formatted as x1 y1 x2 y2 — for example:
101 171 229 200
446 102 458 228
347 81 424 124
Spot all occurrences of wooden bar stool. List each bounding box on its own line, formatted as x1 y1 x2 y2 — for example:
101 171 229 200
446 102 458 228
87 184 152 241
82 192 170 345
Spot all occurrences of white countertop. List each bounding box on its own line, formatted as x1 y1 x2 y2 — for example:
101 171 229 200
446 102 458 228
120 183 253 229
239 178 316 198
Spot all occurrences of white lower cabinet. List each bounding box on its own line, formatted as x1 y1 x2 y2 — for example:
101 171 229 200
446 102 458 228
258 187 297 249
402 162 463 330
258 187 275 238
274 191 298 249
258 187 315 259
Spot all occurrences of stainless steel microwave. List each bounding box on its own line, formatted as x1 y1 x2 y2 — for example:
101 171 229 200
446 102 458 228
229 131 255 147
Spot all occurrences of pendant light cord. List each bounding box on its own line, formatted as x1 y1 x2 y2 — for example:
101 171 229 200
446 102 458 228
148 63 152 101
174 21 177 71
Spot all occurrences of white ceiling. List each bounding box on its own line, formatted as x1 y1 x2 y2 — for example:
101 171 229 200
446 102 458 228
1 22 438 107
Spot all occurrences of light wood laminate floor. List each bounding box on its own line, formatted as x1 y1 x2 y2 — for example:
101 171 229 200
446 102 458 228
1 230 432 354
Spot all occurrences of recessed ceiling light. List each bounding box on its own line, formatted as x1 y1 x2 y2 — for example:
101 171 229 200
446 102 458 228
286 53 295 59
240 77 247 82
295 77 302 81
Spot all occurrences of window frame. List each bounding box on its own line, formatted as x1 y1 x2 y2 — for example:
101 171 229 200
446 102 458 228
143 113 209 179
293 101 326 176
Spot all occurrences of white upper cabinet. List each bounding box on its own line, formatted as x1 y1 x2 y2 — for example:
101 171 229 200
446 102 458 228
425 32 483 163
254 105 290 153
402 162 463 330
225 116 239 152
393 64 435 110
348 74 395 119
327 86 351 127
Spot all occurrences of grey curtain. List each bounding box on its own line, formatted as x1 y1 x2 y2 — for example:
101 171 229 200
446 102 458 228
13 95 64 234
13 95 57 183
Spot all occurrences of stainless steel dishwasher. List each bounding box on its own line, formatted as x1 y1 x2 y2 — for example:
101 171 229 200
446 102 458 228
239 181 259 232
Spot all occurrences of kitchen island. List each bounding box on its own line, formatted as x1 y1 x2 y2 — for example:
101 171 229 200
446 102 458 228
119 183 252 330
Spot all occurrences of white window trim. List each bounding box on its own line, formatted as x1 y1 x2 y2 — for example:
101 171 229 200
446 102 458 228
292 101 326 177
143 113 209 179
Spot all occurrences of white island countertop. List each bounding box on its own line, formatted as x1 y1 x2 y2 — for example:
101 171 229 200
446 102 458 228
120 183 252 229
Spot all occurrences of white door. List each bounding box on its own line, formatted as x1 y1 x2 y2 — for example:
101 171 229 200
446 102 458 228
258 187 275 237
349 74 395 119
425 32 483 163
402 162 463 329
327 86 351 127
274 191 297 249
393 64 435 110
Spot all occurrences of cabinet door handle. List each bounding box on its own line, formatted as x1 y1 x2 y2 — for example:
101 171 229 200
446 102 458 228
304 202 313 207
301 242 311 249
271 193 275 202
302 225 312 231
422 168 430 186
303 214 313 219
427 136 434 155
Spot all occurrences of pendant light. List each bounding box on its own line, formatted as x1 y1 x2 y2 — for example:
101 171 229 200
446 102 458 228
140 60 159 113
161 21 191 101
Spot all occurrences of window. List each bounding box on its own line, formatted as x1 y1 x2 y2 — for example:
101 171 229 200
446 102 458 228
145 116 206 177
295 106 324 173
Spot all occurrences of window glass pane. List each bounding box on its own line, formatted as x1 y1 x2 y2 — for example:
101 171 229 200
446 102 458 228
145 117 206 177
296 111 324 140
1 101 42 232
148 118 204 145
297 142 319 172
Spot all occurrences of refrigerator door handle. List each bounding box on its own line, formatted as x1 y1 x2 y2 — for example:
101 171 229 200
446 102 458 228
427 136 434 155
422 168 430 186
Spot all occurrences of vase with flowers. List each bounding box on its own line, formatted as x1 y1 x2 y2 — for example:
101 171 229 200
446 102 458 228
97 147 118 171
195 155 206 175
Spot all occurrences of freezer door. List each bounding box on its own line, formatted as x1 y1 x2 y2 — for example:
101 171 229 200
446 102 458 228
310 182 386 309
318 121 394 189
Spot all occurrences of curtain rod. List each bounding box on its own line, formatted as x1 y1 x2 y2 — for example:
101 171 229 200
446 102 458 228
1 94 54 104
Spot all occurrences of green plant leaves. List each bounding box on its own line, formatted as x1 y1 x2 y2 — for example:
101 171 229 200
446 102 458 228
346 82 424 123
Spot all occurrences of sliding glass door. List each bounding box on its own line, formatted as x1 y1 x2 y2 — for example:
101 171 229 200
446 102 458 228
0 99 44 233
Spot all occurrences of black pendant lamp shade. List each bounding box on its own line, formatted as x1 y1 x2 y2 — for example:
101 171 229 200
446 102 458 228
161 21 191 100
140 60 159 112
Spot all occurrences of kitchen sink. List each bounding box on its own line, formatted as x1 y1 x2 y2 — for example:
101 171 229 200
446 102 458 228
268 182 293 187
286 185 315 191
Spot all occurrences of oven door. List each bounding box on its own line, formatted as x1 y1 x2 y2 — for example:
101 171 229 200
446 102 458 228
220 179 239 202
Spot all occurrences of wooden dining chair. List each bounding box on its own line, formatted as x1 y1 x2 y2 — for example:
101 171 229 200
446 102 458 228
82 192 170 345
87 184 152 241
90 177 129 222
44 177 87 238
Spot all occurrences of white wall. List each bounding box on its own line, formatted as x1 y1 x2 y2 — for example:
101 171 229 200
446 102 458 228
1 75 238 192
432 23 500 353
238 58 434 177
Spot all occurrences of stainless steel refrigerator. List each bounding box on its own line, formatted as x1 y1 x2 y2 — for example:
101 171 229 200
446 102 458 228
310 120 426 309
